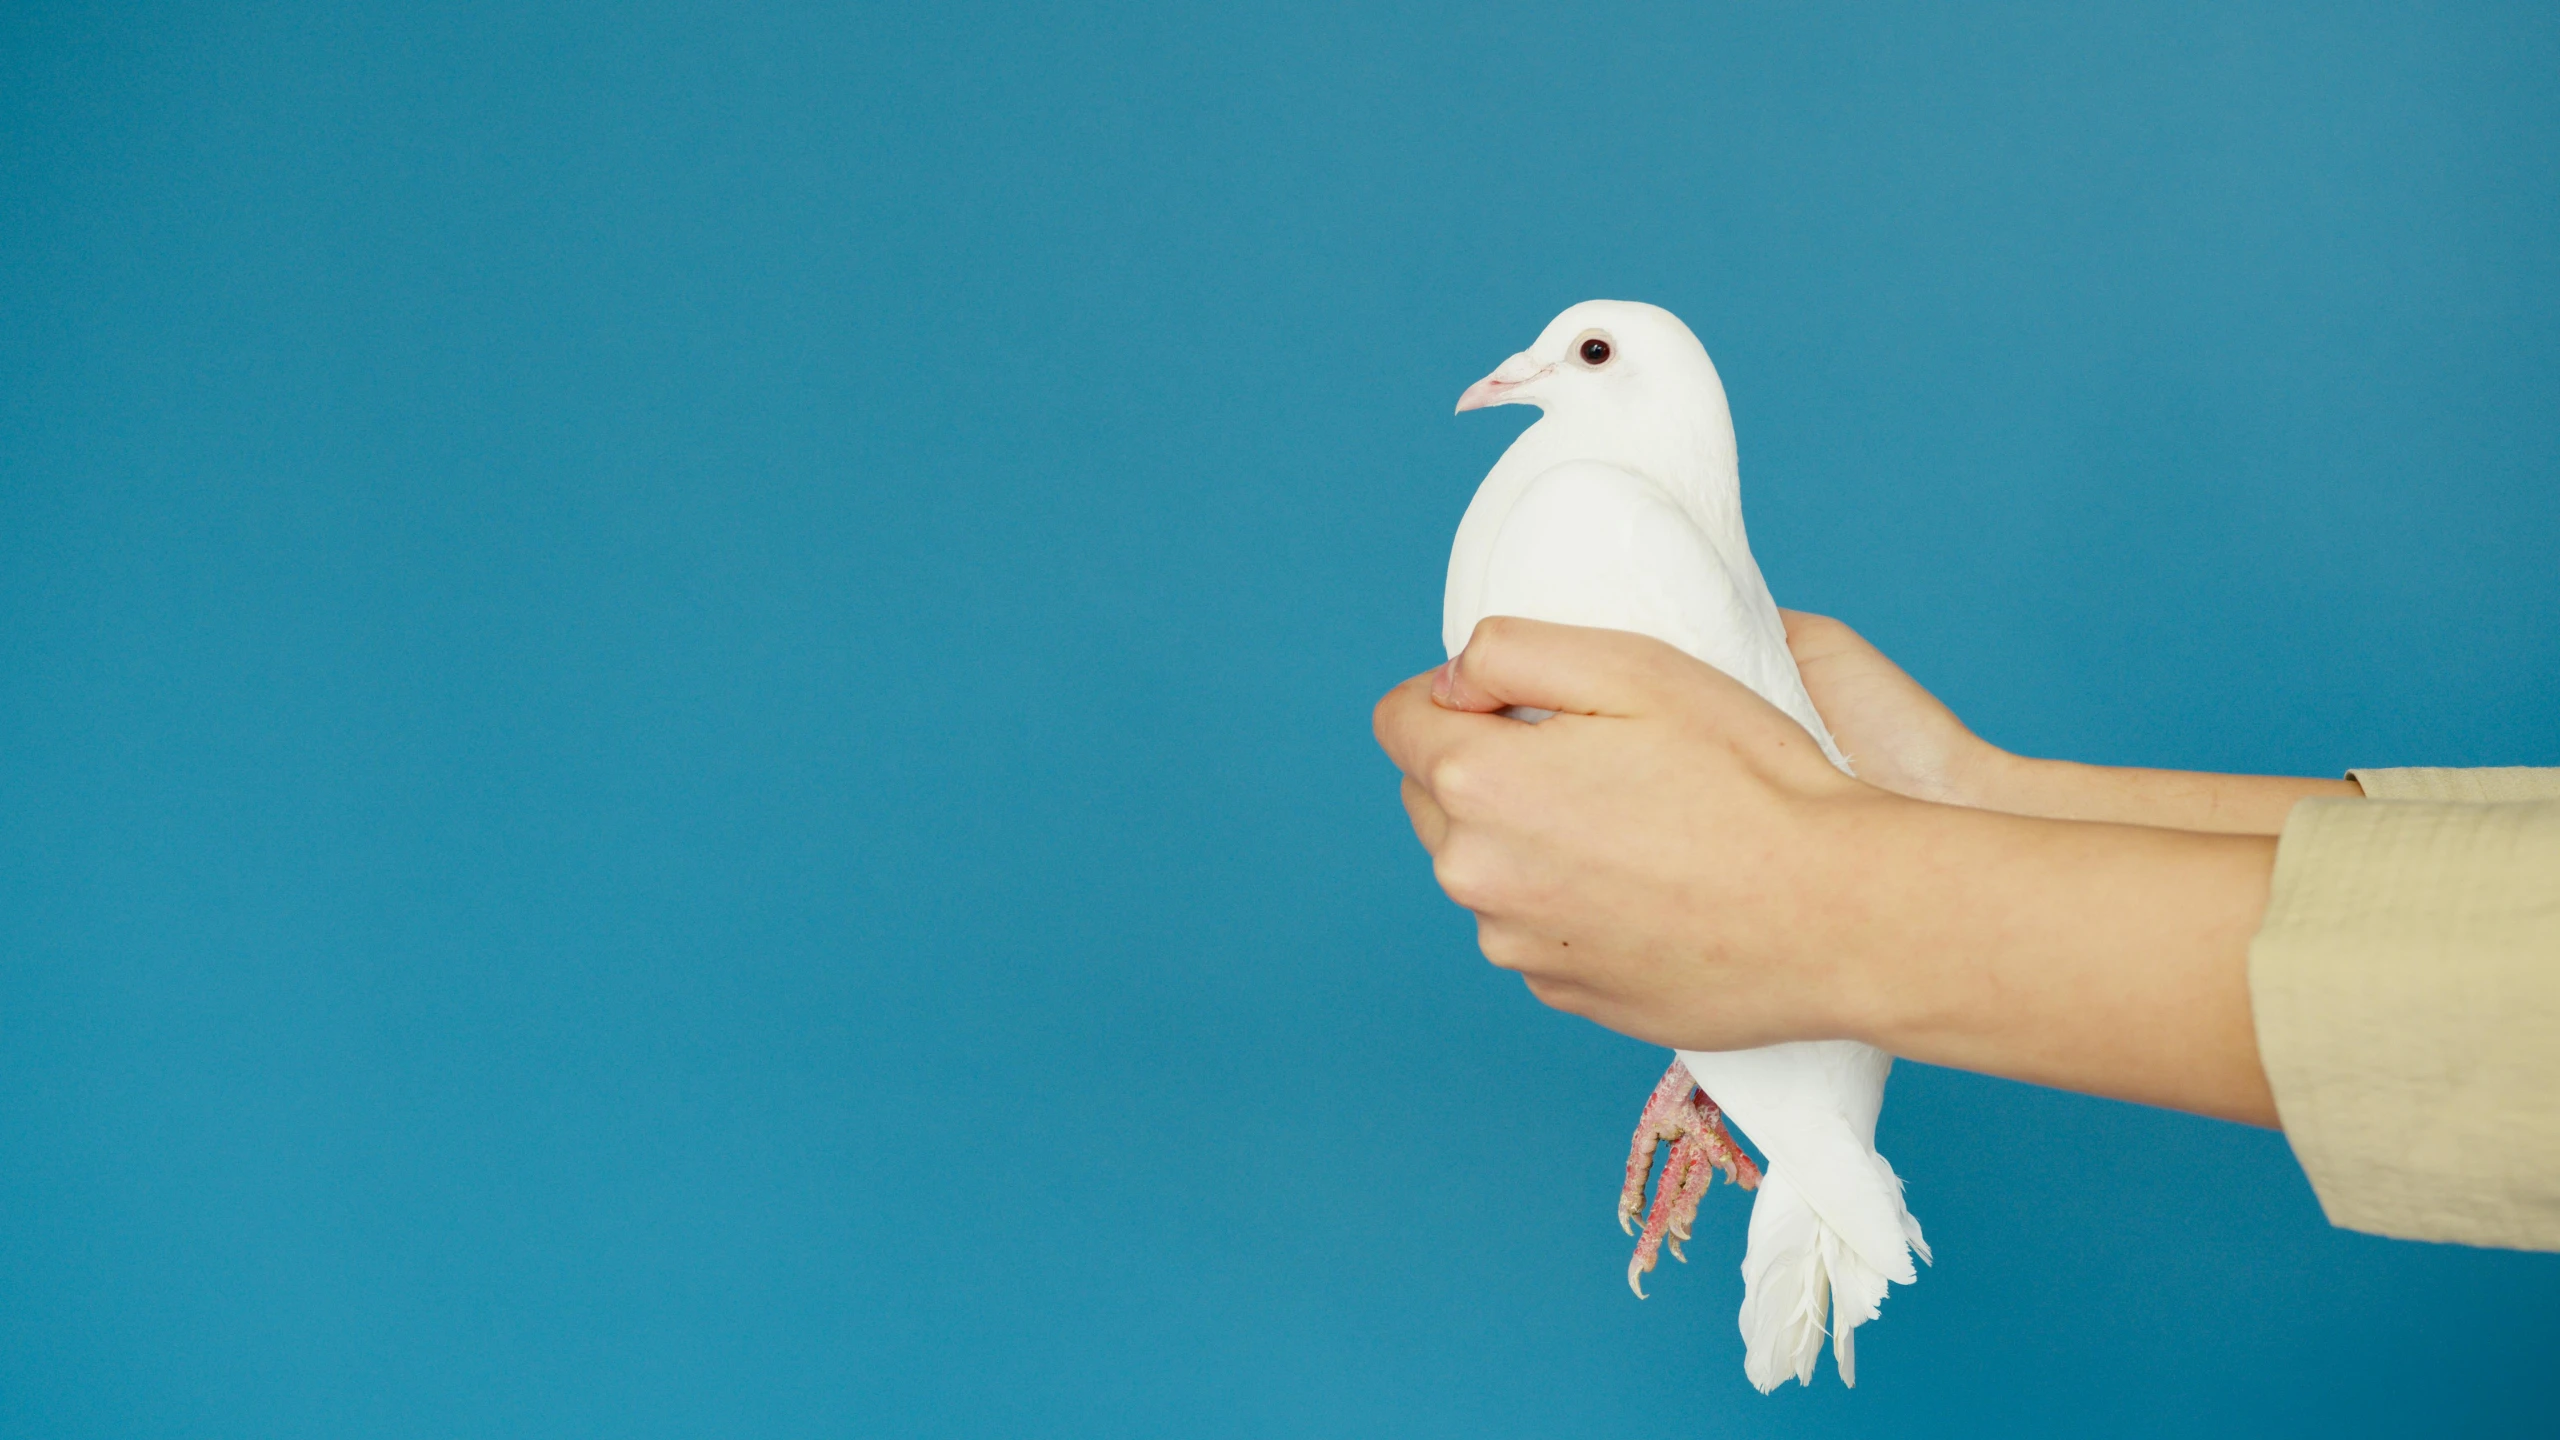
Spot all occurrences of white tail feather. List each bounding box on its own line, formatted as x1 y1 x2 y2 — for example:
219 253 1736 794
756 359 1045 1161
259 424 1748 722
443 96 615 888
1736 1167 1923 1392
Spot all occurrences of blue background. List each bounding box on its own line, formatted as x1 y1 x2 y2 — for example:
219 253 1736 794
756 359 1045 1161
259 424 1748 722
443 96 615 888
7 2 2558 1434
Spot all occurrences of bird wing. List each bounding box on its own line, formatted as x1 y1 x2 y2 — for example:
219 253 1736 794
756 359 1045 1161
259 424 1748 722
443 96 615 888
1469 460 1766 681
1463 459 1845 768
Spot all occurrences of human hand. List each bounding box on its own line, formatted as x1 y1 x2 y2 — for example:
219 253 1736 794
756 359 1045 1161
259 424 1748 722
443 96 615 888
1374 616 2280 1124
1778 610 2002 806
1372 617 1903 1052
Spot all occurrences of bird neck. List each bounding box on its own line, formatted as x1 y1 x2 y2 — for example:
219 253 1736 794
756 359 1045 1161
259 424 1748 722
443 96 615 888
1542 405 1746 544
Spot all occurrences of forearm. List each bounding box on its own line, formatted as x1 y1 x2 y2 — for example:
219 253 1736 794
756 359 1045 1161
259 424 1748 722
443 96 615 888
1826 796 2281 1126
1955 751 2360 835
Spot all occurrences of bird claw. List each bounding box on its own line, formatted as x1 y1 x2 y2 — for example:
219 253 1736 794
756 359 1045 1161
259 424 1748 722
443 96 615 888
1619 1058 1759 1298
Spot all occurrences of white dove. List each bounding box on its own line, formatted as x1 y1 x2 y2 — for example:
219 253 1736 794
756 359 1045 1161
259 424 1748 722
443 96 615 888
1443 300 1929 1391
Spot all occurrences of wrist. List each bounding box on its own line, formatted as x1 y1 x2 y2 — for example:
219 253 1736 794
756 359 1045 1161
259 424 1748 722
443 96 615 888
1793 788 1949 1044
1820 799 2281 1124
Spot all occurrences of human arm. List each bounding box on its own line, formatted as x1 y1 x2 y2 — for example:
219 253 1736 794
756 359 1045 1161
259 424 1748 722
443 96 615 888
1779 610 2361 833
1374 618 2283 1127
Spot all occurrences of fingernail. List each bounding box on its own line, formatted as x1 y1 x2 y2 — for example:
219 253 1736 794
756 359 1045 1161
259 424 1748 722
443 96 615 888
1432 655 1458 702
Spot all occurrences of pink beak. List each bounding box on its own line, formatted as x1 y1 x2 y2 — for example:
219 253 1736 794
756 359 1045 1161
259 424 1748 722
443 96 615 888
1454 355 1551 414
1453 375 1514 413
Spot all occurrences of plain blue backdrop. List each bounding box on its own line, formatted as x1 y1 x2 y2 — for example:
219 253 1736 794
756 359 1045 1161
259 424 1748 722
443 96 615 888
7 2 2558 1434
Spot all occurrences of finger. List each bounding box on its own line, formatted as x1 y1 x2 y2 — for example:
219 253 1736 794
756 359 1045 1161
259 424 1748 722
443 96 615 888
1475 912 1536 972
1776 608 1826 642
1440 617 1688 718
1777 608 1865 664
1476 913 1580 975
1399 774 1448 855
1373 669 1511 784
1372 671 1441 772
1519 971 1604 1024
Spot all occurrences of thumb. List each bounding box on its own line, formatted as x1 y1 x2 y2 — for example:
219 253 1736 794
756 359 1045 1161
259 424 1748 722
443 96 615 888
1433 617 1674 717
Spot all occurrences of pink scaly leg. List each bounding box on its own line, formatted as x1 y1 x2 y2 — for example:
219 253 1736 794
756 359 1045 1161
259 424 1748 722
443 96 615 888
1619 1057 1761 1298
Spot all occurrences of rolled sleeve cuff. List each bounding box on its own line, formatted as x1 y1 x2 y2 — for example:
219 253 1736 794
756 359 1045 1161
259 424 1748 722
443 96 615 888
2350 766 2560 802
2249 796 2560 1250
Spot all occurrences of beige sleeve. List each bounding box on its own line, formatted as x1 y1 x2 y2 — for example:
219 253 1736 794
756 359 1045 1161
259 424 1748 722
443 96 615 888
2350 766 2560 801
2249 792 2560 1250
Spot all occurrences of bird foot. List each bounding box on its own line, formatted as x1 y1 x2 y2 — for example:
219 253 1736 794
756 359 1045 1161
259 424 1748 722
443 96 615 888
1619 1058 1760 1298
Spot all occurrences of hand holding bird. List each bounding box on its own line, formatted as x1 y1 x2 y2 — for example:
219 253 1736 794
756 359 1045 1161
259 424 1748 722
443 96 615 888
1378 621 1896 1055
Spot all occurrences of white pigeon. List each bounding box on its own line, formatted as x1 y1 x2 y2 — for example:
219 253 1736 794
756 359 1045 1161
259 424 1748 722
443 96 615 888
1443 299 1929 1391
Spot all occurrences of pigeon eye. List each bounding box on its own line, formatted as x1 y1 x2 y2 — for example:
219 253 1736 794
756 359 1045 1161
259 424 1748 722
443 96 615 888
1579 337 1612 366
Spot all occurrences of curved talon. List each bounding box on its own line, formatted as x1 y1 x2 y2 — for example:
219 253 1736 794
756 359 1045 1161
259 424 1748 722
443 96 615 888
1620 1058 1761 1298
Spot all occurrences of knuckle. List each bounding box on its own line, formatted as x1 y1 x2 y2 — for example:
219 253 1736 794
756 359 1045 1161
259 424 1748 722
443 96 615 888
1475 918 1531 972
1468 614 1519 658
1427 751 1488 809
1433 850 1492 911
1521 974 1580 1012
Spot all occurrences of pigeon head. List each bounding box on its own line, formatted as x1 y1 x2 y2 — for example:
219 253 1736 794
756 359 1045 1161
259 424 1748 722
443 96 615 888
1453 299 1724 423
